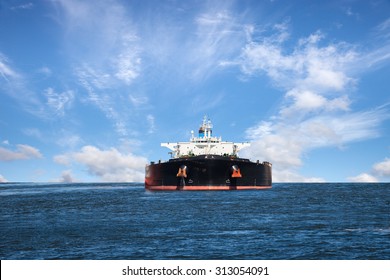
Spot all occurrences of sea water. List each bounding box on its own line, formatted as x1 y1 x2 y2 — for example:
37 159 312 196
0 183 389 259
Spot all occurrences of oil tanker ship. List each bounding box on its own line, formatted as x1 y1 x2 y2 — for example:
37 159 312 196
145 117 272 191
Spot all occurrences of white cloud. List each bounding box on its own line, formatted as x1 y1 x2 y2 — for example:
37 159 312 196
53 0 143 137
243 113 349 182
0 144 43 161
37 66 52 77
56 132 82 149
237 25 389 182
240 30 356 96
50 0 259 136
348 173 378 183
356 18 390 71
344 7 359 18
130 3 251 83
186 7 250 81
282 90 351 117
0 174 8 182
243 106 387 181
114 48 141 84
55 145 147 182
348 157 390 182
0 52 48 118
45 87 74 117
373 17 390 40
274 170 325 183
285 89 327 112
23 128 44 141
53 154 71 165
129 94 148 108
56 0 142 84
76 65 112 90
10 2 34 10
59 170 75 183
0 53 20 81
373 158 390 177
77 66 131 137
146 114 155 134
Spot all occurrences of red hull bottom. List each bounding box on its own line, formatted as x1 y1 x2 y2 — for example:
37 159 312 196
146 185 272 191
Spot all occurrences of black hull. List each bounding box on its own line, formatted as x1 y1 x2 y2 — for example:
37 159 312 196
145 155 272 191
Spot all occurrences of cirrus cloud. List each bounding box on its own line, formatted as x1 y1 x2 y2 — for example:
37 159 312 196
0 52 20 81
45 87 75 117
54 0 142 137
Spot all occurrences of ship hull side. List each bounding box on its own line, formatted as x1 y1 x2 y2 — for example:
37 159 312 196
145 155 272 191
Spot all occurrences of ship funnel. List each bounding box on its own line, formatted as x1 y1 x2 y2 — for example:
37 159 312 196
198 126 205 138
199 115 213 138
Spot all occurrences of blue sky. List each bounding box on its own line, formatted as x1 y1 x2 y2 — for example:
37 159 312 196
0 0 389 183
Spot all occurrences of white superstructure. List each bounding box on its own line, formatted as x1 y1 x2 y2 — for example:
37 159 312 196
161 116 250 158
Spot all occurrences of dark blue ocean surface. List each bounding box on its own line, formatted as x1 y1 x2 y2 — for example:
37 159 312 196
0 183 389 259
